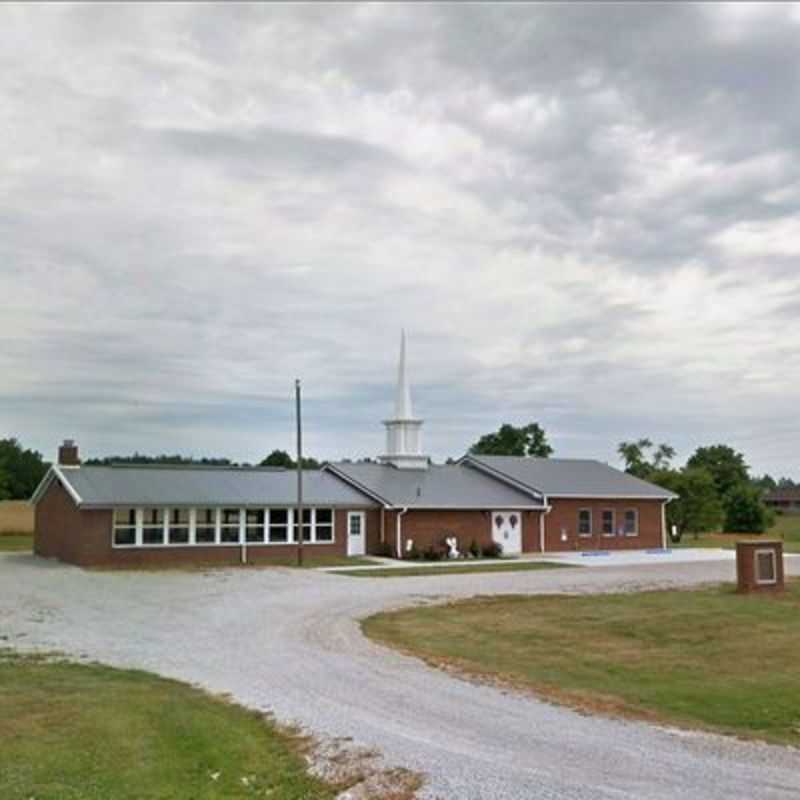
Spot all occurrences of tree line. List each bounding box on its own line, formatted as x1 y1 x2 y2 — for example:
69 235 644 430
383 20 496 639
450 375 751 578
1 427 795 539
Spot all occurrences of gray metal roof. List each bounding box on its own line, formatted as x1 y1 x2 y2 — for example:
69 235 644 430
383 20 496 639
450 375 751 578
326 462 543 507
464 455 677 499
48 465 378 508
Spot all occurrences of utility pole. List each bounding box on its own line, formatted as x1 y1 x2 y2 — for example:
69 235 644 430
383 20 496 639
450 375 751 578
295 378 304 567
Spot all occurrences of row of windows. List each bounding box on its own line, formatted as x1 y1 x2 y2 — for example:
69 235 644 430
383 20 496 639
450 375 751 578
577 508 638 537
112 507 334 548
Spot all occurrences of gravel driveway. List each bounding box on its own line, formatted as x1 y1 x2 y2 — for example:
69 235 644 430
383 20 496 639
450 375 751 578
2 554 799 800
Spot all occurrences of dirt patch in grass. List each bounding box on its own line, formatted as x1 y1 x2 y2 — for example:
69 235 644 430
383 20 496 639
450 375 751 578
363 582 800 747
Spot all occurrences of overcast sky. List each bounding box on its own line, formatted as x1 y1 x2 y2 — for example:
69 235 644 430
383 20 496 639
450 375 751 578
2 3 799 475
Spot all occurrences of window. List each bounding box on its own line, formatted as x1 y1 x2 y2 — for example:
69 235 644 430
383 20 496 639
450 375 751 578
269 508 289 543
246 509 266 543
578 509 592 536
755 549 777 585
348 512 362 537
196 508 216 544
113 507 137 547
624 509 638 536
293 508 312 542
168 508 190 544
220 508 241 544
315 508 334 542
601 510 615 536
142 508 165 545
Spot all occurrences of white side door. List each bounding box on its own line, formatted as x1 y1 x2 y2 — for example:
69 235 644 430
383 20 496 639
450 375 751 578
492 511 522 555
347 511 366 556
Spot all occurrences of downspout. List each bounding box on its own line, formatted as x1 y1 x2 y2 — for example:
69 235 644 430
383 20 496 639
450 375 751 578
380 507 385 544
540 497 552 554
662 499 673 550
396 507 408 559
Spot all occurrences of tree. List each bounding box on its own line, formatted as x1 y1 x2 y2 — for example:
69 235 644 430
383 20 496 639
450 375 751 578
0 438 49 500
686 445 749 501
260 449 294 469
469 423 553 458
259 450 320 470
617 439 675 479
752 474 777 493
652 467 724 539
0 466 10 501
86 454 234 466
724 483 773 533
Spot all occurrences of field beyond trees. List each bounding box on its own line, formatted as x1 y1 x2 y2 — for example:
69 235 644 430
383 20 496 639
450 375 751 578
0 500 33 534
364 582 800 747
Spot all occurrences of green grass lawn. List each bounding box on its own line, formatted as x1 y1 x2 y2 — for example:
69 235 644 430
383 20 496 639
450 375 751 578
0 534 32 552
363 582 800 746
337 560 572 578
674 514 800 553
0 651 337 800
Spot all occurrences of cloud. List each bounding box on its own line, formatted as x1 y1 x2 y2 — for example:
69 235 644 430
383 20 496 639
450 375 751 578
1 4 799 477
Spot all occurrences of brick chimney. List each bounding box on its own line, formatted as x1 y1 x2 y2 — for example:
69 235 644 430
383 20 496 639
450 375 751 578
58 439 80 466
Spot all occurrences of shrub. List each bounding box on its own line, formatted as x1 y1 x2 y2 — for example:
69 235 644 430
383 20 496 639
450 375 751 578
724 484 774 533
468 539 481 558
374 541 394 558
481 541 503 558
422 544 443 561
406 544 422 561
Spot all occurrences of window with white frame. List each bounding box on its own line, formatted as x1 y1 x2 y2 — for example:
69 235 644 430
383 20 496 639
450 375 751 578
196 508 216 544
755 549 777 584
601 509 615 536
142 508 165 545
294 508 312 542
220 508 241 544
269 508 290 543
624 509 639 536
578 509 592 536
168 508 190 544
315 508 334 542
113 507 137 546
246 509 266 543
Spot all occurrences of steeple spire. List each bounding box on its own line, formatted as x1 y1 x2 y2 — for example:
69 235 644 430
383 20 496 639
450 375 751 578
378 330 429 470
395 328 413 419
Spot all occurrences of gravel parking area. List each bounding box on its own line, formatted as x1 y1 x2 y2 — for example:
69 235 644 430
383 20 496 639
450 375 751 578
1 553 799 800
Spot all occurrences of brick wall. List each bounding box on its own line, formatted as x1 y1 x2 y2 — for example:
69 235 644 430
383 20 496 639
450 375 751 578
543 498 665 552
35 479 380 567
34 478 112 565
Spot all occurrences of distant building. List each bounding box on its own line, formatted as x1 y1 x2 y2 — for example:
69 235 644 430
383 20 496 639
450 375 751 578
763 488 800 515
31 333 676 567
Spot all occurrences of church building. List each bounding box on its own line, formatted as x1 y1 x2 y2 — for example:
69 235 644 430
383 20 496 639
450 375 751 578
31 334 675 567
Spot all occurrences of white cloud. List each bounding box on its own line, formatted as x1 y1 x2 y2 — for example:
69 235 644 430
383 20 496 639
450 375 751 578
1 4 799 478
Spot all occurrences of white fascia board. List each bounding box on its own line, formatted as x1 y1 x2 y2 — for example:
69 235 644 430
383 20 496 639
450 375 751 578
53 465 84 505
547 493 677 500
30 465 83 506
401 504 547 510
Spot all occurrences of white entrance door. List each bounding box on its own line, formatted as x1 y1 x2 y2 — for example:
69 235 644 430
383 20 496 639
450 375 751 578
492 511 522 555
347 511 366 556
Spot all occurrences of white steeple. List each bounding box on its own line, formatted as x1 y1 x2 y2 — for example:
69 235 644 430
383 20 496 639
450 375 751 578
378 330 429 470
394 329 413 419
